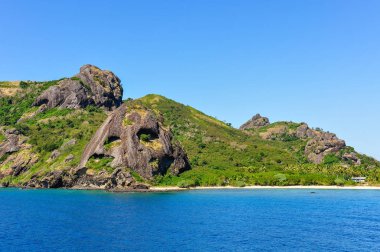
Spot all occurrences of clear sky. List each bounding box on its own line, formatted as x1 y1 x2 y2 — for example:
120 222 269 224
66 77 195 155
1 0 379 159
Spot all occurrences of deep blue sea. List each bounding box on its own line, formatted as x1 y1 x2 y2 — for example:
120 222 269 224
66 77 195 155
1 188 380 251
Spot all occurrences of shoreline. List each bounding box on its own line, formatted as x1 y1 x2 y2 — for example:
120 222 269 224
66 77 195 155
2 185 380 192
149 185 380 191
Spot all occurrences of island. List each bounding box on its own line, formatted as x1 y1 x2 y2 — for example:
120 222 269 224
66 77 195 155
0 65 379 191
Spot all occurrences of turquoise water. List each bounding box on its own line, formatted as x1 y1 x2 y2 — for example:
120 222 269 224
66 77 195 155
1 189 380 251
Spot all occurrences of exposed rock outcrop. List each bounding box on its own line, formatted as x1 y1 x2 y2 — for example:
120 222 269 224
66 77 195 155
240 114 270 130
304 130 346 164
0 128 38 178
24 168 149 190
295 123 318 139
292 123 347 164
33 65 123 111
253 121 348 164
342 152 361 165
78 103 190 180
0 128 22 157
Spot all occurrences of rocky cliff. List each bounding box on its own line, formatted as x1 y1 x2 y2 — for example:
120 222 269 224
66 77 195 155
297 124 347 164
78 102 190 180
33 65 123 110
240 114 270 130
241 118 350 164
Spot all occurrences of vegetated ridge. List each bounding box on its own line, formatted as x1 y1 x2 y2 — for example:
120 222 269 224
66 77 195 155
0 65 379 190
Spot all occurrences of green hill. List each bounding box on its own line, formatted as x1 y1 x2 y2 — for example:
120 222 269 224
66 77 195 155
137 94 380 187
0 65 379 189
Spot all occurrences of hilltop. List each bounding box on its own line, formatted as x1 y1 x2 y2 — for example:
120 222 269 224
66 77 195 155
0 65 379 190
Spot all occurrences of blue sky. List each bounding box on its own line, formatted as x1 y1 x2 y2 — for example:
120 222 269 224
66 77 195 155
1 0 379 159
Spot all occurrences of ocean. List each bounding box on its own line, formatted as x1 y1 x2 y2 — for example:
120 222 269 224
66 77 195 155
1 188 379 251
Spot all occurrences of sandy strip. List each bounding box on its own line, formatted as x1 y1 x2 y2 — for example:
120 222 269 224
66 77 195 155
149 185 380 191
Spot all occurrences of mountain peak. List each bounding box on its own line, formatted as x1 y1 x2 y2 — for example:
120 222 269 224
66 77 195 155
33 64 123 110
240 113 270 130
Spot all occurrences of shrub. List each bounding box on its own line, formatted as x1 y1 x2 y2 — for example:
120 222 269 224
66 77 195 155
19 81 28 89
0 133 5 142
15 124 30 135
140 133 151 142
231 180 246 187
281 133 298 142
177 180 196 188
274 173 287 184
323 154 340 165
334 178 345 186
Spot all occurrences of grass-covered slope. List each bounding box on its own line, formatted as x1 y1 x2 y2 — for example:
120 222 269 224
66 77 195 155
0 80 107 185
137 94 380 187
1 85 379 188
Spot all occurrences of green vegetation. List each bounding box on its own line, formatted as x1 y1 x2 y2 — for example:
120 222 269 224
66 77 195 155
0 133 5 142
1 84 379 187
19 81 29 89
323 154 340 165
0 81 17 88
140 133 151 142
86 156 114 173
0 81 58 125
0 80 107 184
137 94 380 187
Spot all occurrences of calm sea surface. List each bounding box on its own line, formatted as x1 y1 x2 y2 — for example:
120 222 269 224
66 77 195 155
0 188 380 251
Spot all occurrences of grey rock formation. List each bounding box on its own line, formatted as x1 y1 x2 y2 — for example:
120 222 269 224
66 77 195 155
78 103 190 180
60 139 77 150
24 168 148 190
0 128 38 178
0 128 21 157
295 123 317 139
342 152 361 165
50 150 60 160
64 154 74 163
240 114 270 130
256 121 348 164
300 124 346 164
33 65 123 110
75 64 123 109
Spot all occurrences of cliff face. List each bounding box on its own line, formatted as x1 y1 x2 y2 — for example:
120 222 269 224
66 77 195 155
298 124 347 164
78 102 190 180
21 102 190 189
33 65 123 111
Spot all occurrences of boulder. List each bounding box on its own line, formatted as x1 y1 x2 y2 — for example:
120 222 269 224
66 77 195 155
64 154 74 163
0 128 21 158
240 114 270 130
295 123 317 139
33 65 123 111
343 152 361 165
60 139 77 150
75 64 123 109
50 150 60 160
